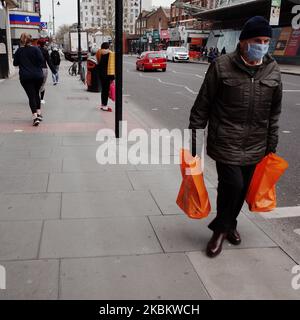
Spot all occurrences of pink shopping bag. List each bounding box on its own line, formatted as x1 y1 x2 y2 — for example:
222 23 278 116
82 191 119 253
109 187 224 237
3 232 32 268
109 81 116 102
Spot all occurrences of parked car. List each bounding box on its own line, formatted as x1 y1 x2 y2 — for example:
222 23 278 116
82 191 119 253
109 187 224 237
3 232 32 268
166 46 189 62
136 51 167 72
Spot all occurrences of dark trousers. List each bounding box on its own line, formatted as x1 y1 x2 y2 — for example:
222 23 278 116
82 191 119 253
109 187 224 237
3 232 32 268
100 77 110 106
208 162 257 232
20 78 43 114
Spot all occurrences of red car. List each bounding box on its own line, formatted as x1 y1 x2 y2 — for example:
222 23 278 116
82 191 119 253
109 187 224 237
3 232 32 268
136 51 167 72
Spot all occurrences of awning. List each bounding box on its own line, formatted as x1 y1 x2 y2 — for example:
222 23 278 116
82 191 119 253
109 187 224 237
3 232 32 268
195 0 269 21
5 0 19 9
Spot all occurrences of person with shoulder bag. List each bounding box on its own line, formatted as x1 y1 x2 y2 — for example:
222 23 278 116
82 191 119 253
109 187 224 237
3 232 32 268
96 42 115 112
50 47 61 85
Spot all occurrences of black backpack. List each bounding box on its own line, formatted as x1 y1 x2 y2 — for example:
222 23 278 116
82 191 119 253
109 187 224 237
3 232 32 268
51 51 61 66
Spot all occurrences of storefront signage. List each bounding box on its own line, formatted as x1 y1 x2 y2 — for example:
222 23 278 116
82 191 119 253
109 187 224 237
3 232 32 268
270 0 281 26
9 14 41 26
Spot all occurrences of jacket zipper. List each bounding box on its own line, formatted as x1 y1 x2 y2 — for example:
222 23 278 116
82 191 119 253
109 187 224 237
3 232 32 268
243 77 255 153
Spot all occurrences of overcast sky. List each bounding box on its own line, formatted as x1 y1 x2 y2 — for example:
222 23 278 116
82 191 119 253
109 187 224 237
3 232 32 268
40 0 174 30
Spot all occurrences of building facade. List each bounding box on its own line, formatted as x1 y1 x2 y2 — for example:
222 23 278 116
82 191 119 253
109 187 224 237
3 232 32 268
197 0 300 65
9 0 41 50
0 0 18 78
80 0 152 35
168 1 214 55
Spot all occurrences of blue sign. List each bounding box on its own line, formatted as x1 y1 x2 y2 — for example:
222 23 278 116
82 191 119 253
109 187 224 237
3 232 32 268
40 22 47 29
9 14 41 26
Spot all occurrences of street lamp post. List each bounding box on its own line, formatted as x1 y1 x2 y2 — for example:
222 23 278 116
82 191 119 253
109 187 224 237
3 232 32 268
139 0 142 54
51 1 60 36
134 0 142 54
77 0 82 77
115 0 123 138
52 0 55 35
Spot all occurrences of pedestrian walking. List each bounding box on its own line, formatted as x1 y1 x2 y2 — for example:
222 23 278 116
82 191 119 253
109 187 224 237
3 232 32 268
96 42 115 112
221 47 226 55
189 16 283 258
50 47 61 85
37 39 57 104
13 33 44 127
207 48 216 63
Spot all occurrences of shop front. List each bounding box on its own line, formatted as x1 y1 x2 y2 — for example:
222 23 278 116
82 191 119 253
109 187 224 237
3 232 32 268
196 0 300 65
9 11 41 52
168 27 182 47
0 0 18 79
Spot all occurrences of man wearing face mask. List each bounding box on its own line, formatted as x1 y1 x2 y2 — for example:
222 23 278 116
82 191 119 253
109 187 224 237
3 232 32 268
189 16 282 258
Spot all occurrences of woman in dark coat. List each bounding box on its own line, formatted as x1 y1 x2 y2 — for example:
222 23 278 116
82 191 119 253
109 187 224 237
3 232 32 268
13 33 44 126
96 42 115 112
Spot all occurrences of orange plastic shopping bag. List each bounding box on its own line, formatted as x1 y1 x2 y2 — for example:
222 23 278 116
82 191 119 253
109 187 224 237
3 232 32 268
246 153 288 212
176 149 211 219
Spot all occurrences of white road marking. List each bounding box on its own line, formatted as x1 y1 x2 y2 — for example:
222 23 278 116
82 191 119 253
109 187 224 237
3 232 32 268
296 103 300 106
283 81 300 87
185 86 198 94
124 61 136 66
294 229 300 236
152 108 158 111
283 90 300 92
175 91 195 100
139 73 197 95
171 70 204 79
282 130 291 133
123 94 131 97
14 130 23 133
260 206 300 219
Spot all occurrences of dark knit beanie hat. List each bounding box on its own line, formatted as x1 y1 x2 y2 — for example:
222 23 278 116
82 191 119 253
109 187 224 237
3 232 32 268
239 16 272 41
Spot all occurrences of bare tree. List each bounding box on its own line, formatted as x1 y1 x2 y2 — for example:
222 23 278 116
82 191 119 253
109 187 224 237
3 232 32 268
55 24 71 46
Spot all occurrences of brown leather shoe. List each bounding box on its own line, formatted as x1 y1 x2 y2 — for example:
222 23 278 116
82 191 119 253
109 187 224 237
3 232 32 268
226 229 241 245
206 231 227 258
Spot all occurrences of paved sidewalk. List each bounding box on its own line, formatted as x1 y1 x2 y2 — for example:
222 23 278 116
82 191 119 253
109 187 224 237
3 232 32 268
0 61 299 300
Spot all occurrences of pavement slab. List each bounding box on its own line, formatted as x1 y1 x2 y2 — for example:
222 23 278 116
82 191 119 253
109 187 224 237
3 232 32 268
127 169 183 190
0 259 59 300
62 190 161 219
250 217 300 265
51 146 99 159
60 253 210 300
40 217 163 259
47 172 133 193
150 187 217 215
62 158 136 172
0 221 42 261
0 158 62 175
149 213 277 253
62 136 99 146
2 135 62 148
0 193 61 221
187 248 300 300
0 174 48 194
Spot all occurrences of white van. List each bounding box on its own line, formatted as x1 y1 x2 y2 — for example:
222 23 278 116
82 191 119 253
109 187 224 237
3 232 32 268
166 47 189 62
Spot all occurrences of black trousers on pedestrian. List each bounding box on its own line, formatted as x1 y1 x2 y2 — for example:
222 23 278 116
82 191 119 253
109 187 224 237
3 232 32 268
20 78 43 114
100 77 110 107
208 162 257 233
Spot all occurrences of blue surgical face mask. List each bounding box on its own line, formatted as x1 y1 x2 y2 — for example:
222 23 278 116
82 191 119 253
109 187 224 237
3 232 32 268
246 43 269 61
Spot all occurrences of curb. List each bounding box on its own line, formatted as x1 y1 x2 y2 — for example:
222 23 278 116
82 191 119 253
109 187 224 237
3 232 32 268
280 71 300 76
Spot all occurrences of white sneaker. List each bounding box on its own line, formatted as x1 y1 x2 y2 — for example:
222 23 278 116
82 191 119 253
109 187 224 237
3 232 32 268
41 100 46 104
